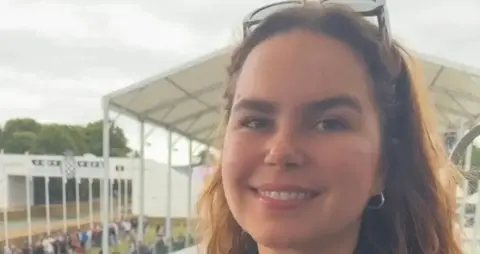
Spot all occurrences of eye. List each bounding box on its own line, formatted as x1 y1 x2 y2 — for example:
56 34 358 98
240 117 272 130
315 118 348 131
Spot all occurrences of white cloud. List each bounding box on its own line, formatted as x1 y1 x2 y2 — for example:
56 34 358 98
0 1 200 52
85 3 200 52
419 1 480 25
0 2 93 39
0 89 45 110
388 0 480 68
0 66 130 97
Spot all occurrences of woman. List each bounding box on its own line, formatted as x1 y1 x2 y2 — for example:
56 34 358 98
197 3 461 254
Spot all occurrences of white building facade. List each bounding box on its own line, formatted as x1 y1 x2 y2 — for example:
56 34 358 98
0 153 203 219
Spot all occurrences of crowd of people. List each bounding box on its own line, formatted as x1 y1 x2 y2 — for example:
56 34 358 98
2 231 86 254
2 217 195 254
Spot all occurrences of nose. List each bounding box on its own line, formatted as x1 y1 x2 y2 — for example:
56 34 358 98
264 128 304 170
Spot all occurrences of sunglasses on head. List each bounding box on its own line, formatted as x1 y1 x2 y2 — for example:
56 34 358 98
242 0 392 45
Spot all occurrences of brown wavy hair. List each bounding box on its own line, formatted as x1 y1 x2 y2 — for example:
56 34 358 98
197 4 461 254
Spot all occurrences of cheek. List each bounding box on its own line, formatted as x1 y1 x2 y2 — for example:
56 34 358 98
314 135 381 195
221 131 257 191
221 132 261 221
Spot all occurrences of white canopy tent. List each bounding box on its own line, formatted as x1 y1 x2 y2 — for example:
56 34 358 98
104 45 480 143
101 45 480 252
421 53 480 132
105 46 233 146
100 47 231 253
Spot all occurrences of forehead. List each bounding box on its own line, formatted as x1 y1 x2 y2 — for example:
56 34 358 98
235 30 373 107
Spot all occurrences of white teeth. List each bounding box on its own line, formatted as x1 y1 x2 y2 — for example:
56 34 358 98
259 191 311 200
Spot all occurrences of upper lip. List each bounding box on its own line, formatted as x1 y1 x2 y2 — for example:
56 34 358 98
253 183 320 194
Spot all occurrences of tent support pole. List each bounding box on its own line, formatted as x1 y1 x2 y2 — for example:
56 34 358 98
138 119 146 241
186 139 193 247
166 131 173 253
101 99 111 254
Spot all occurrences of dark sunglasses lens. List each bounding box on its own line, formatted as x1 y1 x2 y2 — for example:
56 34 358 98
319 0 383 26
320 0 381 13
249 2 301 23
245 1 301 34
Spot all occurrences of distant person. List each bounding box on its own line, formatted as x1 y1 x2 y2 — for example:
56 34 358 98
32 241 43 254
3 245 12 254
21 240 29 254
154 238 167 254
42 236 54 254
172 235 185 251
57 235 67 254
122 219 132 239
65 234 73 251
128 240 136 254
136 241 149 254
108 224 117 246
130 218 138 232
78 230 88 251
91 226 102 248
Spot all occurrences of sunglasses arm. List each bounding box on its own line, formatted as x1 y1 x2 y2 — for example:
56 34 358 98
382 6 392 45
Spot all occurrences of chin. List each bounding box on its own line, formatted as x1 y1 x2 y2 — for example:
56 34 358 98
250 228 311 249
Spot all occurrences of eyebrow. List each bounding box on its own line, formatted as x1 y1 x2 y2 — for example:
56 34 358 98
232 99 276 114
232 95 361 114
306 96 362 114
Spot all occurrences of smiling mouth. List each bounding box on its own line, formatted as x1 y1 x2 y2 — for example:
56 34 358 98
257 190 317 201
251 186 320 210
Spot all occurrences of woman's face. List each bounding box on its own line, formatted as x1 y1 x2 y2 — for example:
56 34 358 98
221 30 383 251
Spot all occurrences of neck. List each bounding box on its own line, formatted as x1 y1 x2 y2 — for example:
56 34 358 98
257 223 361 254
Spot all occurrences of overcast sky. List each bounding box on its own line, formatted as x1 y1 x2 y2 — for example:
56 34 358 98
0 0 479 162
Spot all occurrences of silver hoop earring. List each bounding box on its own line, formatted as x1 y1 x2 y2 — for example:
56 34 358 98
367 192 385 210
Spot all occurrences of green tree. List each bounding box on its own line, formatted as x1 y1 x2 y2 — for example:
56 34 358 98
0 118 132 157
3 131 36 154
128 150 140 158
64 125 89 155
471 145 480 167
1 118 41 152
2 118 41 140
83 120 131 157
30 124 78 155
465 145 480 193
0 126 3 149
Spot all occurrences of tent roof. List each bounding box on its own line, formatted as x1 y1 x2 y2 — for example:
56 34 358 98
104 46 480 146
419 53 480 131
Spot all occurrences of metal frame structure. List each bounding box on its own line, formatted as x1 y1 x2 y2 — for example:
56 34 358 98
101 42 480 253
100 46 233 253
